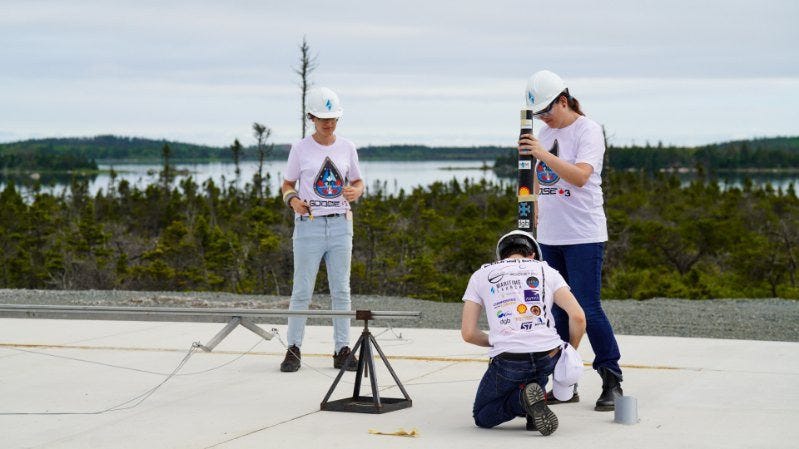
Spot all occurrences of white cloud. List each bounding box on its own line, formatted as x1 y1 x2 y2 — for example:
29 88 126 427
0 0 796 146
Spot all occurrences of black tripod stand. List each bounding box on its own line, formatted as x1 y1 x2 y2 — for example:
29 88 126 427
320 310 413 414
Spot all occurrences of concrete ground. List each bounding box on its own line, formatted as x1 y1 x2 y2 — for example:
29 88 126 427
0 317 797 449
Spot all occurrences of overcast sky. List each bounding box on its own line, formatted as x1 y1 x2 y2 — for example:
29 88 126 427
1 0 797 148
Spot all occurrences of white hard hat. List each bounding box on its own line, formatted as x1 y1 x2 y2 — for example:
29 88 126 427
306 87 343 119
496 229 542 261
524 70 568 114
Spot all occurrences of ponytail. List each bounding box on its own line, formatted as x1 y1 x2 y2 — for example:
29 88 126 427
566 94 584 116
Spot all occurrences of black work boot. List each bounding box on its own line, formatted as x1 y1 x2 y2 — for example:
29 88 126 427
595 367 623 411
333 346 358 371
525 415 537 431
280 345 301 372
520 383 558 436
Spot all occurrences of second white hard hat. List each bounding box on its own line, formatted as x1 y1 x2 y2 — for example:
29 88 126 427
306 87 343 119
524 70 568 114
496 229 542 261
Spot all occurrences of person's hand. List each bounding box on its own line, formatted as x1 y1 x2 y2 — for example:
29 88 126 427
343 185 362 202
289 197 311 215
518 134 545 158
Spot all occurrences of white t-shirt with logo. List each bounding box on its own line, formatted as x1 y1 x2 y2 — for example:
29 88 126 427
536 115 608 245
284 136 362 217
462 258 568 357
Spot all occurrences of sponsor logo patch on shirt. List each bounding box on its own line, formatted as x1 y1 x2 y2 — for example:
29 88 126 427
524 290 541 303
491 298 517 309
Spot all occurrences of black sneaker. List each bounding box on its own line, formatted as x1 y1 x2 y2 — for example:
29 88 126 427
521 383 558 436
280 345 301 372
333 346 358 371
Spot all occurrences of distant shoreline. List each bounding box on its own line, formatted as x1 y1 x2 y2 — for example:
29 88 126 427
655 167 799 174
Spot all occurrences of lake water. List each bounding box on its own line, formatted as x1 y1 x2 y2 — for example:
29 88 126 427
14 160 504 198
3 160 797 198
106 160 505 196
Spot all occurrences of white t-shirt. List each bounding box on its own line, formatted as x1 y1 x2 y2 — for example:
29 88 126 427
284 136 362 217
536 115 608 245
462 258 568 357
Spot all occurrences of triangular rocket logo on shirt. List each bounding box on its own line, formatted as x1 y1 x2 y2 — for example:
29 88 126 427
536 161 560 186
313 157 344 198
535 140 561 186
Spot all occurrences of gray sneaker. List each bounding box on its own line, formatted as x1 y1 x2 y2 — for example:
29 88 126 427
521 383 558 436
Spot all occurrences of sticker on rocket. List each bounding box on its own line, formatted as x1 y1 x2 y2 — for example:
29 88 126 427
536 160 559 186
314 157 344 198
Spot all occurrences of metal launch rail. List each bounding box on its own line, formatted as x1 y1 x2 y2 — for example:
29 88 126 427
0 304 421 414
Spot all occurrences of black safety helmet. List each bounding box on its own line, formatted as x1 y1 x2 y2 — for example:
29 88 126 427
496 230 542 261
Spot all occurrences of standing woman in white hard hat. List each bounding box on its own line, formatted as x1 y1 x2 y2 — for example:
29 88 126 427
279 87 365 373
518 70 623 411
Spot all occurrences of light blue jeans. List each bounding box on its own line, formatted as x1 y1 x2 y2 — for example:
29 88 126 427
287 215 353 352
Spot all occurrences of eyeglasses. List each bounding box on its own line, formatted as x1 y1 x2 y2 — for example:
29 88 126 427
307 114 339 123
533 95 563 119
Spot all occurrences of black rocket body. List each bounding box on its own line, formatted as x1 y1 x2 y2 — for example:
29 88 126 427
518 109 535 234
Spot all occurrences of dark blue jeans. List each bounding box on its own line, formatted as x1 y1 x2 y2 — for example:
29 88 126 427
540 242 622 375
472 353 559 428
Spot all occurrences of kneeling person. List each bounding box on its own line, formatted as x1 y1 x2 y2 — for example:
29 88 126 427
461 230 586 436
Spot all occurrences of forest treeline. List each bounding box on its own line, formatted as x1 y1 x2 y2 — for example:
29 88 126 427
5 135 797 170
0 136 250 168
357 145 508 160
0 148 99 172
0 136 508 168
493 136 799 176
0 169 797 300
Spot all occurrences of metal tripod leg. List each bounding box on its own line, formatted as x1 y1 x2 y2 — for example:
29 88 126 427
198 317 275 352
351 331 381 408
365 333 381 407
198 317 241 352
239 318 275 341
369 333 411 402
321 335 365 405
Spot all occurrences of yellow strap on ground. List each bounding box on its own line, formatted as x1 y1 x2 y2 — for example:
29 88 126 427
368 428 419 437
0 342 686 371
